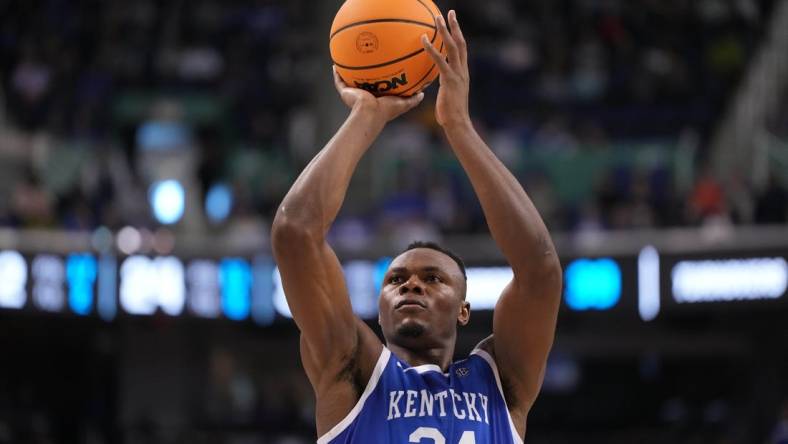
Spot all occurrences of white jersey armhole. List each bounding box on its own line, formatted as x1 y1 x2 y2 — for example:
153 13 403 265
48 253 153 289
316 347 391 444
470 348 525 444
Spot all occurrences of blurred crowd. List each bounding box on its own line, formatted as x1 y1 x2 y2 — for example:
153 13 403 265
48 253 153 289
2 335 787 444
1 0 787 242
0 0 315 234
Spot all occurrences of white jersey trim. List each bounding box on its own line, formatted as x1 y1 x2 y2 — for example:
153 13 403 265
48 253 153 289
316 347 391 444
402 362 446 375
470 349 525 444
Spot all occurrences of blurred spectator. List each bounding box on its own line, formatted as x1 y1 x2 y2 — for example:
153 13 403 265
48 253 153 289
10 169 55 228
688 169 727 224
7 47 52 131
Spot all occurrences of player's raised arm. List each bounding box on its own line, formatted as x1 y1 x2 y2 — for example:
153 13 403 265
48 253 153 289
422 10 562 419
271 70 423 391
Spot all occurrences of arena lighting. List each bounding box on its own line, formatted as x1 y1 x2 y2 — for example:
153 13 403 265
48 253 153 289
564 258 622 311
117 226 142 255
119 255 186 315
149 180 185 225
671 257 788 303
91 226 114 253
638 246 660 321
205 183 233 224
0 250 27 309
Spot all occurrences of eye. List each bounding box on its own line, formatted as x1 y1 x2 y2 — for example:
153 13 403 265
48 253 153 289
426 274 442 283
388 275 403 284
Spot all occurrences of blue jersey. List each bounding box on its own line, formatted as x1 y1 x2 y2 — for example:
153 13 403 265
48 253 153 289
318 347 524 444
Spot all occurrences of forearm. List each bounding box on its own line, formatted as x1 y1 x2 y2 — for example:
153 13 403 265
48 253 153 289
274 104 385 237
443 121 558 272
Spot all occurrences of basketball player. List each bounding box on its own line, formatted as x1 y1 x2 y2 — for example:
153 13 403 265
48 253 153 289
272 11 561 443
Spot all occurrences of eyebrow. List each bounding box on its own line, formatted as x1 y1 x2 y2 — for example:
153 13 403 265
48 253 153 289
389 266 445 274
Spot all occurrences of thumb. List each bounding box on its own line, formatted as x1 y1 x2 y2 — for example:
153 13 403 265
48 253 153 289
381 92 425 120
403 92 425 110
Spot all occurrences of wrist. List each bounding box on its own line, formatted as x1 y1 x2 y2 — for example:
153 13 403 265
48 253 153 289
348 101 387 133
350 101 387 131
440 116 474 133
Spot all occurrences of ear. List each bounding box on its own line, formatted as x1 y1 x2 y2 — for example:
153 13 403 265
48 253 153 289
457 301 470 326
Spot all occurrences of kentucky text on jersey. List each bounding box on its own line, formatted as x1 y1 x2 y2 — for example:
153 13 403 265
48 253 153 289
319 347 523 444
387 389 490 423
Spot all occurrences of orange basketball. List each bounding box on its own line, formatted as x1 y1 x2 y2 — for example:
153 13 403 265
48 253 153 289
330 0 446 97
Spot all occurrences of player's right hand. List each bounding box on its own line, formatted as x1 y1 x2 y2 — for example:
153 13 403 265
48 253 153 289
333 66 424 123
421 10 471 129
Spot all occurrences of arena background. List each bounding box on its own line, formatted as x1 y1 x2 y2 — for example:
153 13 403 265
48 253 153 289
1 0 788 443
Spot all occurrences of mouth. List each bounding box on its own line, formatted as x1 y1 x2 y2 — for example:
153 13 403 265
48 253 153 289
395 299 426 310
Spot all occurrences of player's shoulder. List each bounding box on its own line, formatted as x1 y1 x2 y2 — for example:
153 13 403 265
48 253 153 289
472 334 496 358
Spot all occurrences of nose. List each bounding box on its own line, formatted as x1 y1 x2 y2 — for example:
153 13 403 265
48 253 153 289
399 276 424 295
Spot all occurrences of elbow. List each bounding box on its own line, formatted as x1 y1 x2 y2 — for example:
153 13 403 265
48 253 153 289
542 256 563 292
531 254 562 284
514 253 563 295
532 236 562 289
271 209 323 256
543 256 563 300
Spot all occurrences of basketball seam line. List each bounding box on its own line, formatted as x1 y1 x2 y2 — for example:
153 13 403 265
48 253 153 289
332 1 441 72
414 0 439 40
333 10 440 71
335 47 427 70
330 18 435 40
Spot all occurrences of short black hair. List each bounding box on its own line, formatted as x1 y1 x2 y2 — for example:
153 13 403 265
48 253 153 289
403 241 467 280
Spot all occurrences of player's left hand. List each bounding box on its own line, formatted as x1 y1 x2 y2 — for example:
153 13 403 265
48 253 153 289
421 10 470 128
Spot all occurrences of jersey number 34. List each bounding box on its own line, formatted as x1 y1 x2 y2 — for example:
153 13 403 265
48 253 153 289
409 427 476 444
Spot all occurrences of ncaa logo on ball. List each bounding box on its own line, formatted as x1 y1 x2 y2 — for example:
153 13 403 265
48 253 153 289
356 32 379 53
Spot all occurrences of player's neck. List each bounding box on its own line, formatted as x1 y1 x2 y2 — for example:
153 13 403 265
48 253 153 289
387 342 455 372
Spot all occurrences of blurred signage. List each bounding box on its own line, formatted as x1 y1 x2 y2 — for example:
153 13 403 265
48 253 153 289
564 258 622 311
465 267 513 310
120 255 185 316
186 260 221 318
219 258 252 321
0 250 27 309
67 253 97 315
1 247 787 324
637 246 660 321
671 257 787 303
653 251 788 321
32 254 65 312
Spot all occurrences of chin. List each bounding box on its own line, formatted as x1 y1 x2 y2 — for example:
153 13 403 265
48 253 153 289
396 321 426 339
